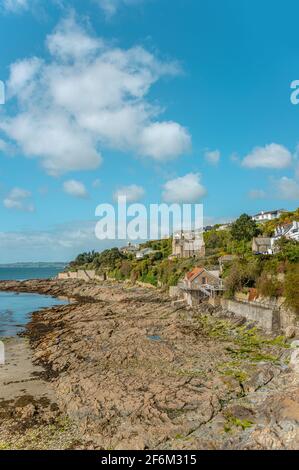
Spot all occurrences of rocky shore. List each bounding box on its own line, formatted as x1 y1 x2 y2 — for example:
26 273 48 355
0 278 298 450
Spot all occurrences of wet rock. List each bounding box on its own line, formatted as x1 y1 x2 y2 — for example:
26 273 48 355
0 278 298 450
243 364 277 393
15 403 36 420
285 326 296 339
290 349 299 374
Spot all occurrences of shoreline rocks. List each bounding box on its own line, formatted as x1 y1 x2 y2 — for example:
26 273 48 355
0 278 298 449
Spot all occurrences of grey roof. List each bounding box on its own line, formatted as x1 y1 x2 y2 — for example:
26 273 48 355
253 209 286 217
253 237 271 246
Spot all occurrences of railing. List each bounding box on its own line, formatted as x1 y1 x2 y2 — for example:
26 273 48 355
177 281 225 297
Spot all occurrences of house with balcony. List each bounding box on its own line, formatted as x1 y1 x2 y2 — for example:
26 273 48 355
274 221 299 242
178 266 224 306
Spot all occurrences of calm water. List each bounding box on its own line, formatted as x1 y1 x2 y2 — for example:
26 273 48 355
0 266 68 336
0 292 68 337
0 266 64 281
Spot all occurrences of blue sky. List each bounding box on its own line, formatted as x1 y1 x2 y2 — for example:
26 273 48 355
0 0 299 262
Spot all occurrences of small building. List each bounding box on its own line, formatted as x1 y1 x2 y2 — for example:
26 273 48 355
178 266 224 306
136 247 155 260
274 221 299 242
172 230 205 258
216 223 232 231
252 209 286 223
252 237 273 255
119 243 139 255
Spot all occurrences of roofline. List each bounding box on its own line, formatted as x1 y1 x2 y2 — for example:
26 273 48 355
187 267 220 283
252 209 286 217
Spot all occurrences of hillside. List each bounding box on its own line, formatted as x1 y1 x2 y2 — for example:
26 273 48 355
68 209 299 312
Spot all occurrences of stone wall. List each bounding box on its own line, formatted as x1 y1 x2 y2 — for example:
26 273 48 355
57 270 106 282
221 297 298 336
279 306 298 337
221 299 276 332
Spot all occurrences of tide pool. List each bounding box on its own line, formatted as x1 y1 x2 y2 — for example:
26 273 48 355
0 291 67 337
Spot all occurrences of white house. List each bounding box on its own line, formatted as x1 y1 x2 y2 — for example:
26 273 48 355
136 248 155 260
252 209 286 223
216 223 232 231
274 221 299 242
119 243 139 255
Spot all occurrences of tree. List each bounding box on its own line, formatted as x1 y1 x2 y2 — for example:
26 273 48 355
231 214 260 242
275 237 299 263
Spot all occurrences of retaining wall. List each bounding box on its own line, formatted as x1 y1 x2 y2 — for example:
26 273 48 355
221 297 298 335
57 270 106 282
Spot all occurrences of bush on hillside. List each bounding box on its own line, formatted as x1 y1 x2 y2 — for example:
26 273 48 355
256 273 282 298
284 264 299 314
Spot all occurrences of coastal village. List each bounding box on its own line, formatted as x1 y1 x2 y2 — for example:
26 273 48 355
59 207 299 337
1 0 299 456
1 206 298 450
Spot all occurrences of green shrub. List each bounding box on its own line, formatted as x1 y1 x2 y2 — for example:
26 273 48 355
256 273 282 298
284 265 299 313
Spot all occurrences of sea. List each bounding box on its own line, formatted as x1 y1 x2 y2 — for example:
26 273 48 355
0 264 68 337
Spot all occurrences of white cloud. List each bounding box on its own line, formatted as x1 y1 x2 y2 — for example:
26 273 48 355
0 16 190 175
2 0 29 13
204 149 220 165
96 0 143 18
242 143 292 169
3 187 34 212
2 0 143 17
162 173 206 203
139 122 191 161
113 184 145 202
275 177 299 200
63 179 88 198
248 189 266 199
0 220 119 263
46 16 103 61
7 57 42 98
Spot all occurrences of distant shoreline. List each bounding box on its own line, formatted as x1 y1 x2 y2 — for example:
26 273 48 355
0 262 67 268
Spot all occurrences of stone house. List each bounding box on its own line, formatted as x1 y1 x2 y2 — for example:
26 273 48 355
252 237 273 255
172 230 205 258
179 266 223 306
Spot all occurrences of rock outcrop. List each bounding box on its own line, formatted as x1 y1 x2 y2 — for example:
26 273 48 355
0 279 298 449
